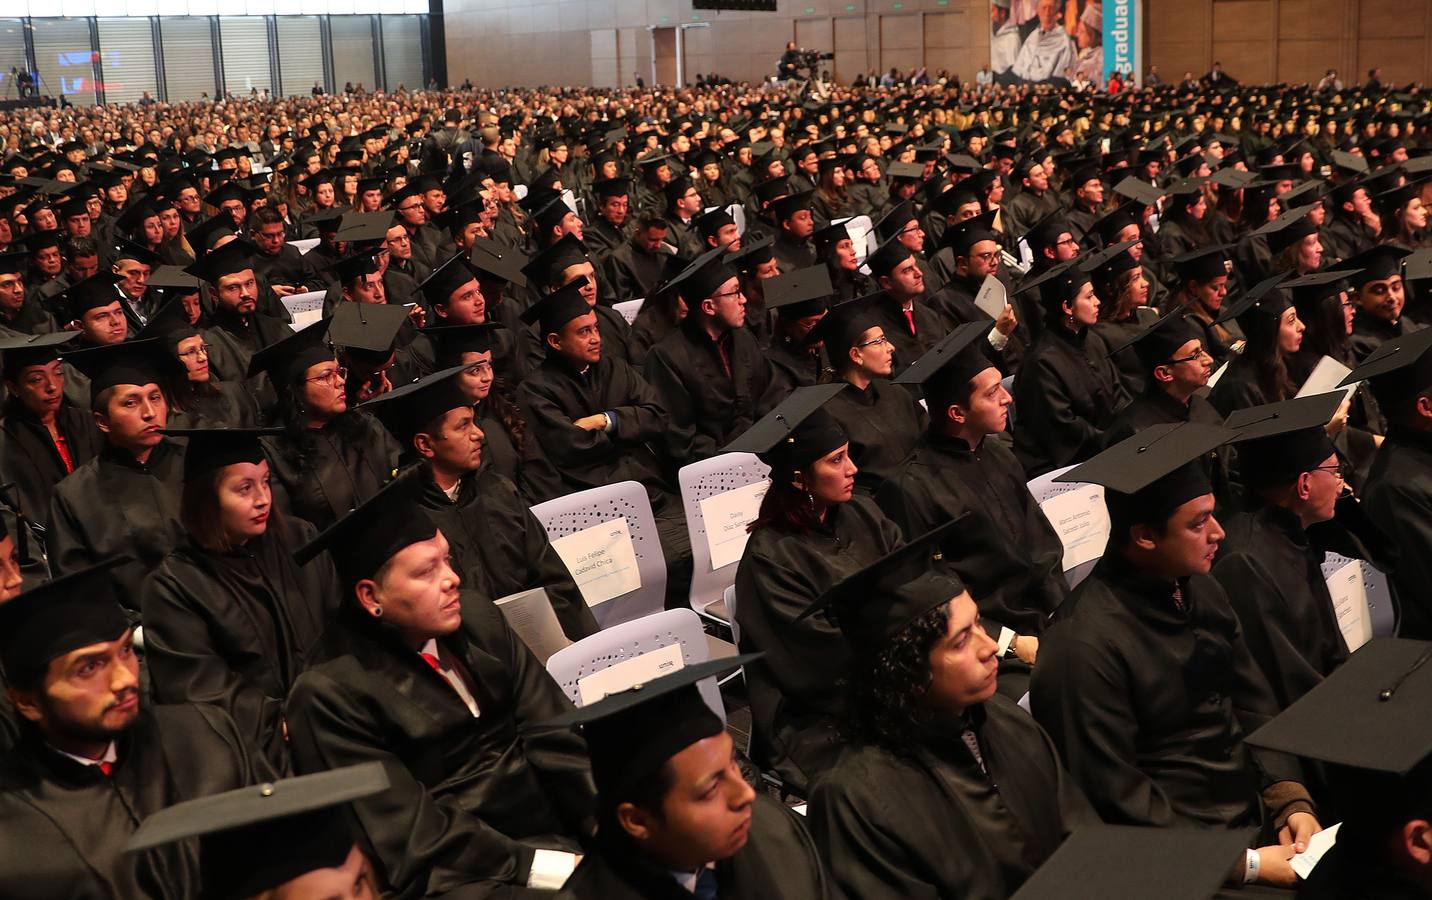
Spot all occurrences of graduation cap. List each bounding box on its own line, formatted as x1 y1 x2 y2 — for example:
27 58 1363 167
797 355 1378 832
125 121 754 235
1332 244 1407 288
591 177 630 199
147 265 201 292
245 318 333 385
1171 244 1232 283
335 211 395 245
361 365 474 445
695 207 737 244
1339 324 1432 412
163 427 281 483
293 468 435 586
1113 176 1165 207
885 161 926 182
328 301 408 356
797 519 968 658
1008 826 1254 900
60 272 125 320
664 244 737 306
185 238 258 284
1089 200 1145 245
727 235 775 274
422 323 501 366
940 209 999 257
467 237 527 289
1406 247 1432 285
536 655 758 805
764 266 833 320
111 237 163 268
1212 271 1293 326
418 254 482 308
0 251 26 277
17 230 61 256
0 558 130 683
1224 392 1343 487
519 278 592 336
186 213 237 254
124 763 390 900
1108 309 1205 375
1208 166 1256 189
1057 423 1237 529
723 383 849 480
326 251 382 285
1019 259 1091 312
768 190 814 223
1079 239 1141 281
0 330 78 380
1257 205 1321 254
892 320 998 412
1331 149 1369 175
65 338 168 402
522 234 591 289
204 181 258 210
864 229 915 280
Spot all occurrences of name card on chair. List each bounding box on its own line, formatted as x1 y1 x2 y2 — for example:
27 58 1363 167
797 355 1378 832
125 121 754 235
1038 484 1109 571
550 516 642 607
577 642 684 706
282 290 326 331
698 480 769 569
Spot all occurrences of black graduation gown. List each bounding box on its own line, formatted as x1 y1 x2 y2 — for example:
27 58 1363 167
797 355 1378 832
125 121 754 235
772 233 815 273
1363 425 1432 639
825 377 925 494
1105 387 1226 443
1296 841 1431 900
766 337 826 397
931 274 1029 374
164 380 261 429
250 244 320 290
864 292 951 376
1208 355 1274 418
644 319 783 465
581 218 628 265
1350 309 1423 363
200 307 292 381
0 398 102 533
0 704 267 900
1091 317 1147 398
733 496 903 793
474 395 565 505
1030 553 1307 830
140 522 340 770
47 440 186 609
417 465 598 641
1012 326 1131 477
519 302 634 374
1319 215 1377 266
264 413 402 530
559 794 829 900
1212 504 1349 709
876 431 1069 640
809 698 1096 900
285 597 596 898
607 242 673 304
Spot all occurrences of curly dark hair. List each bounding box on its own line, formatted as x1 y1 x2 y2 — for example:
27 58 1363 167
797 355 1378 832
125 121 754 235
840 600 950 753
476 384 531 455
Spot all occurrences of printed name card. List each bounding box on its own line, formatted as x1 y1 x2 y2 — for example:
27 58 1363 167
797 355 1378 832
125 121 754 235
698 480 769 570
550 516 642 607
577 642 685 706
1039 485 1110 571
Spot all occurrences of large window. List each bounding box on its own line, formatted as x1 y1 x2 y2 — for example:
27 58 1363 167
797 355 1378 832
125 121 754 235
329 15 374 91
276 15 323 96
97 17 156 103
0 20 26 100
31 18 96 105
220 16 270 95
15 0 427 13
381 14 422 92
160 17 215 100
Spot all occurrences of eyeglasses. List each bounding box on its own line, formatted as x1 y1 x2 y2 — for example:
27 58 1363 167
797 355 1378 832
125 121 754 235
1312 463 1345 481
713 288 745 301
970 250 1000 262
306 366 348 386
1167 346 1211 365
176 342 211 359
1056 236 1079 248
856 335 891 349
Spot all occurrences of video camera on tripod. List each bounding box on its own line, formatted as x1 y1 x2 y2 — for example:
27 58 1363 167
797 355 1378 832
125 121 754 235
794 48 834 71
778 47 834 81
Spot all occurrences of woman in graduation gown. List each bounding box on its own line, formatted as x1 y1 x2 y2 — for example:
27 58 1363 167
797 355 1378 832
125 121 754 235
1209 274 1307 417
766 297 830 398
816 297 926 495
142 429 340 771
143 297 260 429
814 220 875 304
731 387 904 796
1011 260 1131 477
259 321 404 530
1088 243 1152 398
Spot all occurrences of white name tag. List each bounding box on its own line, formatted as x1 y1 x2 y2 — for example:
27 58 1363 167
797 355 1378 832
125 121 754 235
698 480 769 570
577 642 684 706
550 516 642 607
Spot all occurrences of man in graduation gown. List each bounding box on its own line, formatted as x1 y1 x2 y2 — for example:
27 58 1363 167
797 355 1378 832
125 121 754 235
551 657 830 900
1348 245 1422 362
808 523 1097 899
0 331 102 533
1104 311 1226 443
186 239 293 392
606 215 678 306
929 212 1027 373
46 341 186 609
519 235 633 371
645 247 783 466
770 191 817 273
285 477 596 898
0 248 59 336
363 366 598 642
1030 424 1321 887
0 561 268 899
515 284 695 606
582 177 632 265
862 232 952 375
249 205 321 293
1212 397 1350 709
878 325 1067 699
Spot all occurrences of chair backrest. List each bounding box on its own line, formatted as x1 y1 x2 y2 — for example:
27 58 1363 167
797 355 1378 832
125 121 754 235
1027 463 1109 589
613 298 644 325
677 453 772 617
530 481 668 630
844 214 876 264
726 204 747 236
1320 553 1396 651
546 608 725 719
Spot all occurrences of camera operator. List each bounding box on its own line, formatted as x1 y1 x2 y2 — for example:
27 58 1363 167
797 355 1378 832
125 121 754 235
779 42 804 80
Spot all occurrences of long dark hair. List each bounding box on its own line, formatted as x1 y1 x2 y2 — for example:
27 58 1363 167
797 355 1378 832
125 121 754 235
841 601 950 753
475 381 532 455
1241 310 1298 401
747 474 824 535
1299 293 1353 364
180 462 288 553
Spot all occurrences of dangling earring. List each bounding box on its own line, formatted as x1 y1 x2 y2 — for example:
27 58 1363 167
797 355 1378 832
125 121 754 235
805 490 816 508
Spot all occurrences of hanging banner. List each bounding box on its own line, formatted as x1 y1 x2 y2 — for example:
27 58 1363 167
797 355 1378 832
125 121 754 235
1103 0 1141 88
988 0 1140 89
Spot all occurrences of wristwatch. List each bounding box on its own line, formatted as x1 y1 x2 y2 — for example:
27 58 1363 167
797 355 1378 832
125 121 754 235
1003 637 1020 659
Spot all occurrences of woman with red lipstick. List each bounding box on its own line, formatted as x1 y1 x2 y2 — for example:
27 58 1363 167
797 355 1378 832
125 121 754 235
142 428 339 771
731 386 904 797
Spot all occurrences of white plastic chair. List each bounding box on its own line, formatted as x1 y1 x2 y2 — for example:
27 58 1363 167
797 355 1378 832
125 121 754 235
613 298 644 325
726 204 747 236
545 608 726 719
1027 464 1109 589
530 481 668 630
677 453 771 629
1319 553 1397 651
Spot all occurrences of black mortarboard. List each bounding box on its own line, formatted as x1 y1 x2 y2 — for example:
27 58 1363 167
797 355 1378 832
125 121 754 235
892 320 998 411
17 230 61 256
327 251 382 284
590 177 630 199
204 181 257 209
328 302 408 355
695 207 736 243
1058 423 1237 528
293 469 434 586
1339 325 1432 411
1113 175 1165 207
245 319 333 383
1406 248 1432 285
764 266 833 319
1225 393 1343 487
164 427 280 482
873 200 918 240
423 323 501 364
115 199 162 236
811 220 852 258
66 338 167 401
335 212 395 245
418 254 481 308
1212 271 1293 326
61 272 125 320
1079 239 1141 281
768 190 814 223
722 384 848 477
1023 209 1074 255
522 234 591 289
361 365 474 444
467 237 527 288
727 236 775 273
800 519 967 658
0 558 129 682
186 213 236 253
1110 309 1204 375
1090 199 1145 243
805 291 887 356
537 655 756 805
147 265 201 291
0 331 78 380
752 177 789 207
941 209 999 256
1331 149 1369 175
1171 244 1232 283
885 161 925 181
865 231 914 279
1333 244 1408 288
0 252 24 277
1285 270 1357 324
664 244 737 306
519 279 592 336
185 238 257 284
125 763 390 900
1020 259 1091 312
111 237 163 268
1008 826 1254 900
136 294 201 347
1258 205 1321 254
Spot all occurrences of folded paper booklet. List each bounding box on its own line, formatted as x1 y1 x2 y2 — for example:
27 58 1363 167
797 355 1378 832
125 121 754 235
281 290 326 331
1294 354 1358 406
494 588 569 665
974 275 1007 320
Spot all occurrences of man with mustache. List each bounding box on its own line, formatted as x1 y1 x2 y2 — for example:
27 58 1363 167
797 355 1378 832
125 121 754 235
0 560 268 899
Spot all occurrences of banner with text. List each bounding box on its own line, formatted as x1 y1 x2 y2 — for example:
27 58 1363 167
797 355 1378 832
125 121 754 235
988 0 1140 89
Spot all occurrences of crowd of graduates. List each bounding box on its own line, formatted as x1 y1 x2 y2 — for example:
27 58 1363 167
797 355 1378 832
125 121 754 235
1 70 1432 898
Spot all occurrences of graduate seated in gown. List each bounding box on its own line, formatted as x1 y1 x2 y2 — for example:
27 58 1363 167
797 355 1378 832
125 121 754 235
1104 310 1226 443
807 522 1098 900
361 364 598 641
140 295 260 429
861 231 953 375
0 561 269 899
1212 395 1352 711
141 428 340 772
519 233 634 372
284 475 597 898
125 764 392 900
1029 424 1321 889
548 657 831 900
728 386 905 796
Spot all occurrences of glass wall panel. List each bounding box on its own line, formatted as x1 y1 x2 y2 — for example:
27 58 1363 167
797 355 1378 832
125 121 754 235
160 16 216 100
97 17 156 104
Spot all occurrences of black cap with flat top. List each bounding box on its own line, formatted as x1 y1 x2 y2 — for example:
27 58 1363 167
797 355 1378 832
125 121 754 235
663 243 737 305
1224 393 1343 487
804 290 889 356
519 278 592 336
1008 825 1255 900
418 253 482 308
328 301 408 354
162 427 281 482
0 331 77 379
422 322 501 362
1331 244 1406 288
245 318 333 383
892 319 997 410
361 365 473 444
0 558 129 682
1211 271 1292 326
722 383 848 478
764 265 833 318
468 236 528 288
60 272 125 319
185 238 258 284
1339 325 1432 411
1106 309 1204 375
293 468 434 586
65 338 169 401
124 763 391 900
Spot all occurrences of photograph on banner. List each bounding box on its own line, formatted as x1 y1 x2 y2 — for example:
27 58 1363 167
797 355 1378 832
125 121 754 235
990 0 1137 89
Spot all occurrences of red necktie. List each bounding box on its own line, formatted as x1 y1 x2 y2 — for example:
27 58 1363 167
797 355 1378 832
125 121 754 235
419 652 443 674
98 761 113 777
904 307 916 335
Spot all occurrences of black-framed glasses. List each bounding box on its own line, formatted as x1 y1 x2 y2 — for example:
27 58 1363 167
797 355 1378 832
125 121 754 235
1168 346 1211 365
856 335 891 349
